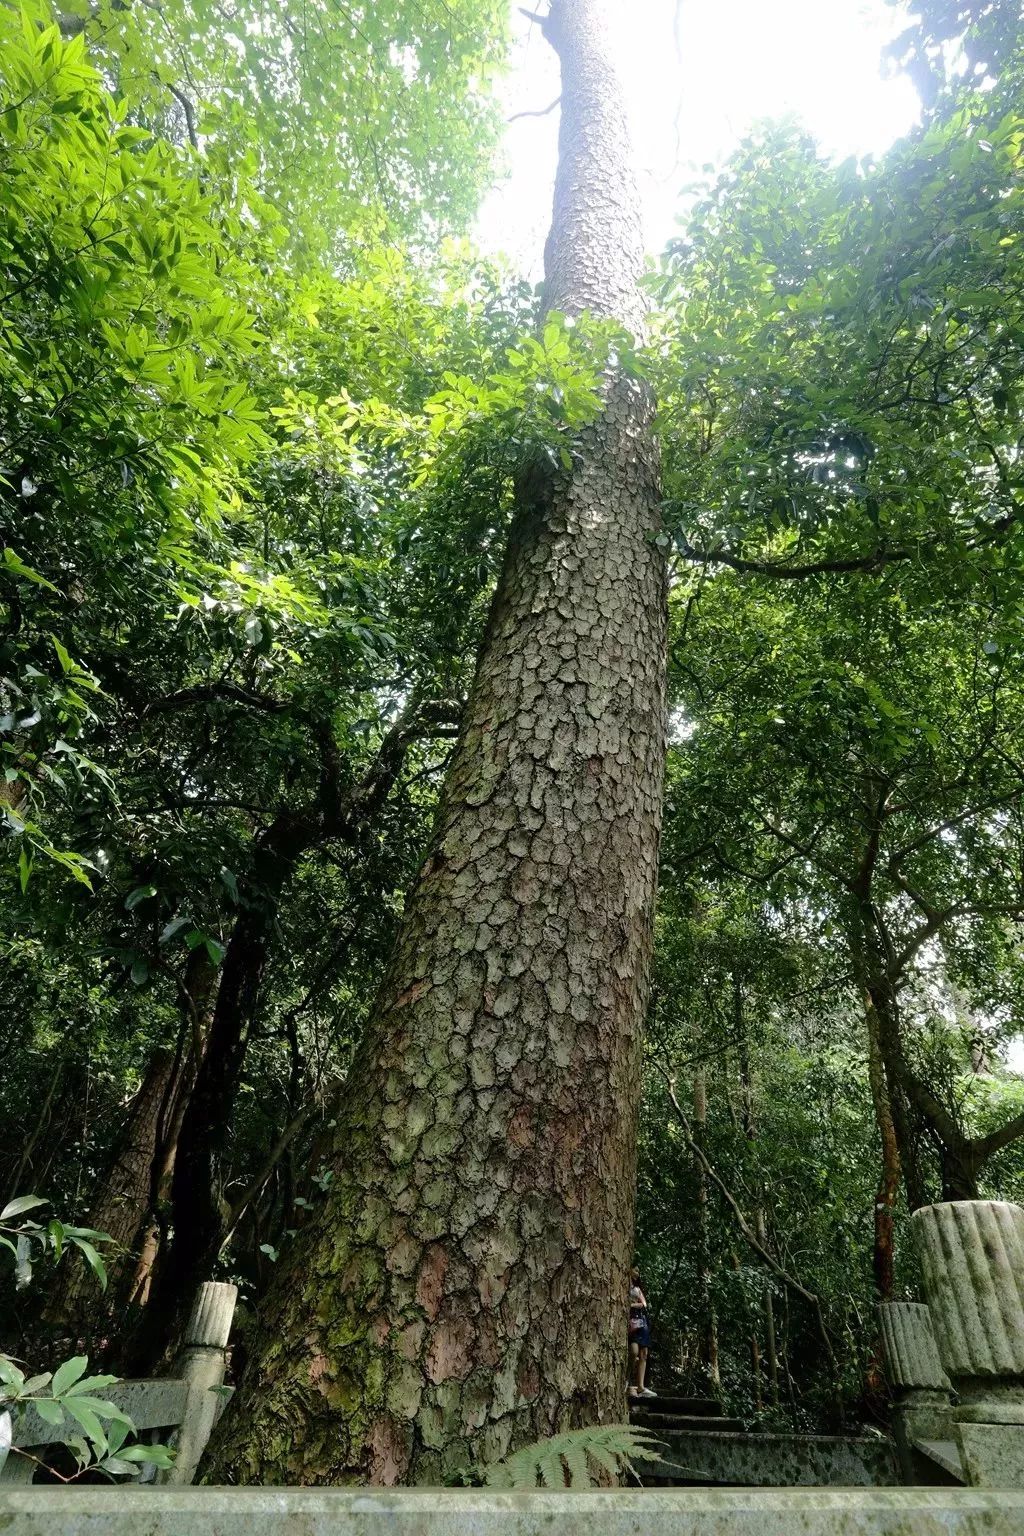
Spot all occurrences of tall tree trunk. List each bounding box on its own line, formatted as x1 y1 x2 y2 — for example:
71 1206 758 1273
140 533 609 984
205 0 666 1486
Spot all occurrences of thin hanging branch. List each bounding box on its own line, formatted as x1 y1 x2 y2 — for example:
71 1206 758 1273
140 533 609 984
508 95 561 122
655 1063 840 1377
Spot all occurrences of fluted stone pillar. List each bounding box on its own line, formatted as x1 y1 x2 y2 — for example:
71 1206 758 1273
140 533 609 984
878 1302 953 1479
912 1201 1024 1488
161 1281 237 1486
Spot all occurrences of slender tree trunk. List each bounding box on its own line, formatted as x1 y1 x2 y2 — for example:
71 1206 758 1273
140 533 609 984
737 1003 778 1406
127 811 317 1368
205 0 666 1485
862 989 900 1300
4 1055 65 1207
754 1208 780 1407
847 910 927 1214
122 1046 197 1312
119 945 216 1322
45 1048 178 1329
692 1067 720 1393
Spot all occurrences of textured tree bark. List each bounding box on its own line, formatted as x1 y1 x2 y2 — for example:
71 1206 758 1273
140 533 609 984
204 0 666 1486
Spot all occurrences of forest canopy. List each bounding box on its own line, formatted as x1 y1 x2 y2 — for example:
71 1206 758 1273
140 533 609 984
4 0 1024 1485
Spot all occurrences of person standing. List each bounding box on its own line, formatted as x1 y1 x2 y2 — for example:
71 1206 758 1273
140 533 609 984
627 1266 656 1398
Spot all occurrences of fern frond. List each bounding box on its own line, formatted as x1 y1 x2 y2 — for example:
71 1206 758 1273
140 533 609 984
483 1423 663 1490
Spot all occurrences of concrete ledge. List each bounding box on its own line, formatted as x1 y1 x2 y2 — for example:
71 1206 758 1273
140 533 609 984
2 1486 1024 1534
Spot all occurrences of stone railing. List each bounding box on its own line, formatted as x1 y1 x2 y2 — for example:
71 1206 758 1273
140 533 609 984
0 1486 1022 1535
877 1300 954 1479
0 1281 236 1487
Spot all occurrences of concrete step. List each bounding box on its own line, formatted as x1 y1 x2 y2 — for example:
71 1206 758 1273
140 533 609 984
629 1395 724 1417
630 1411 745 1434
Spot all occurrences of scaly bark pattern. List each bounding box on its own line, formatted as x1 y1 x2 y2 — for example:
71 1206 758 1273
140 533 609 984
205 0 666 1484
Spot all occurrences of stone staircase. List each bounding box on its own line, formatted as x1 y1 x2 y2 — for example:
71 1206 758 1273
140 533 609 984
629 1393 744 1435
628 1393 898 1488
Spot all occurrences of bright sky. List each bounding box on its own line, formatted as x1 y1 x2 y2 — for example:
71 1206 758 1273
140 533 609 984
476 0 921 271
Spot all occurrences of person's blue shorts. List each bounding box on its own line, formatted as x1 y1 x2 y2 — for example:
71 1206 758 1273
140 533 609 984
629 1323 650 1349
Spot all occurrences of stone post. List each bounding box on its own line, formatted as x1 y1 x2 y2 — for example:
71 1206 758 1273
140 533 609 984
912 1200 1024 1488
877 1302 953 1479
161 1281 237 1486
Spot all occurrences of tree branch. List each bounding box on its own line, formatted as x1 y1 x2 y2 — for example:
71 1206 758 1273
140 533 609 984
509 95 561 122
972 1111 1024 1164
144 684 288 717
165 81 199 151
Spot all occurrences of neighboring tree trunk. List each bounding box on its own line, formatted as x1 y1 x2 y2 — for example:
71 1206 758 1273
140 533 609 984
122 809 318 1372
166 813 317 1295
132 705 455 1367
846 904 929 1211
122 944 217 1320
46 1046 186 1330
847 899 1024 1205
863 989 900 1300
205 0 666 1485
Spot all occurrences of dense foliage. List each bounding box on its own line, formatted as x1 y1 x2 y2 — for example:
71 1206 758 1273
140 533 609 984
6 0 1024 1457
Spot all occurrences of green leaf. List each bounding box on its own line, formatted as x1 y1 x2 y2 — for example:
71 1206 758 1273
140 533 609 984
0 1359 25 1393
62 1396 132 1428
51 636 75 673
117 1442 176 1467
2 548 58 592
159 916 191 945
20 1374 52 1396
63 1397 106 1450
98 1455 139 1477
51 1356 89 1397
62 1375 119 1398
69 1239 108 1292
0 1196 48 1221
105 1419 129 1456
